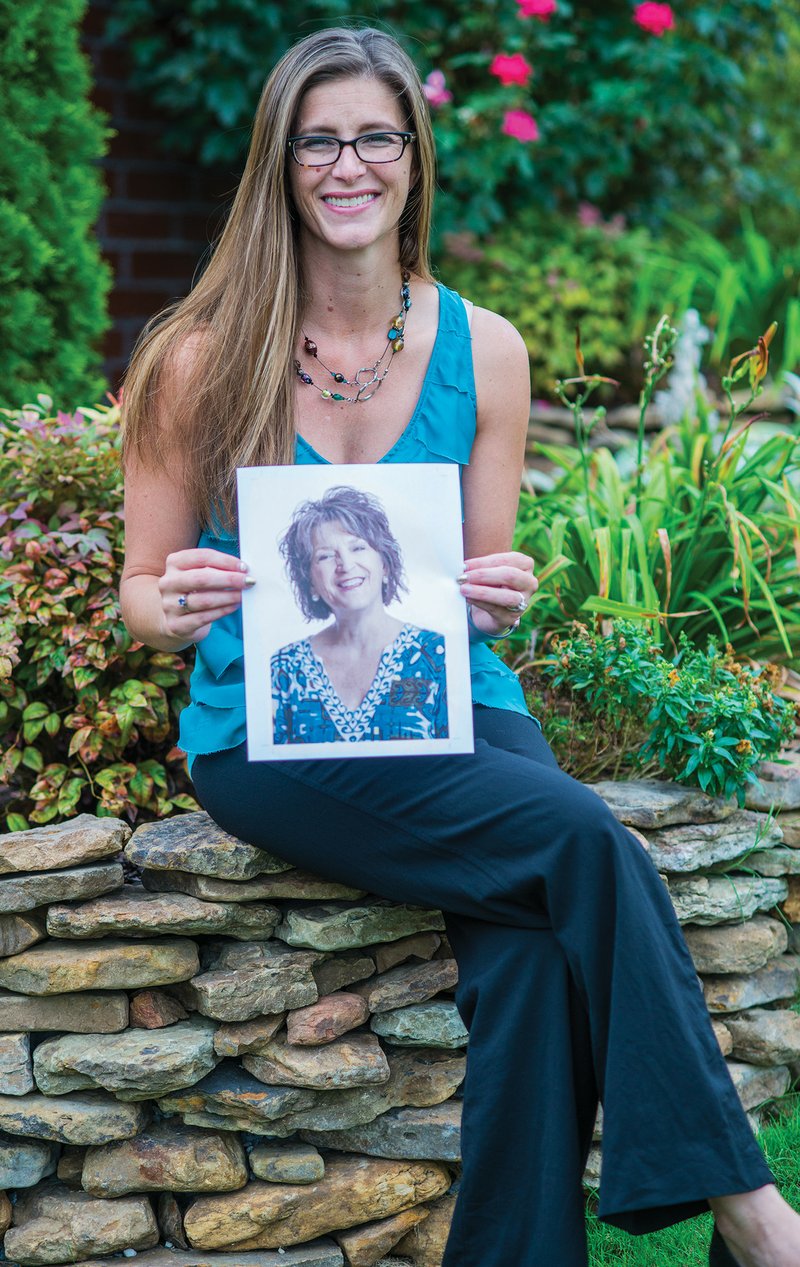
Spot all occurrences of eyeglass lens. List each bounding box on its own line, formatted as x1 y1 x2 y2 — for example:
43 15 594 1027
292 133 408 166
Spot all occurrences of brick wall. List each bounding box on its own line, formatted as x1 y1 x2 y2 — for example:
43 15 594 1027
82 1 235 390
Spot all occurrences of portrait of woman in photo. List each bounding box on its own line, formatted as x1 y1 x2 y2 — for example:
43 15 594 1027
271 485 448 744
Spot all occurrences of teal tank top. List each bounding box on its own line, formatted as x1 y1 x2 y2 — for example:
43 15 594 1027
179 283 532 767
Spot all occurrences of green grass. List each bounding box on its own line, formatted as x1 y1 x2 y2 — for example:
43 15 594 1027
585 1095 800 1264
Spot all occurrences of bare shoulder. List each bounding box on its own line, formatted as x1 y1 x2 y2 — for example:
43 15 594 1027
468 306 530 437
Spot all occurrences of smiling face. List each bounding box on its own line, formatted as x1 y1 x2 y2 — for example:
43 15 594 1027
309 518 388 617
288 76 415 256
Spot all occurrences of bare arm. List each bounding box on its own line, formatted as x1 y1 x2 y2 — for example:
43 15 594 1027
458 306 537 635
119 343 251 651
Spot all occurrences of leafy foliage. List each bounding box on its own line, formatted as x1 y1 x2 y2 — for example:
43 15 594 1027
0 401 198 829
442 207 651 396
0 0 111 409
521 621 797 802
633 213 800 375
107 0 783 243
511 320 800 663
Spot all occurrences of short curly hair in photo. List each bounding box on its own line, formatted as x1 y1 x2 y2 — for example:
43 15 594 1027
278 486 409 622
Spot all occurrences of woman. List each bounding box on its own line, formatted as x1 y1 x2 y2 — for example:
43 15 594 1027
272 484 448 744
119 25 800 1267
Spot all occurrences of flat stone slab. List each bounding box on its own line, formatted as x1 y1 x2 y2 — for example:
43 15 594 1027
727 1060 791 1112
34 1017 218 1100
245 1047 466 1138
178 942 320 1022
78 1242 344 1267
746 775 800 813
130 988 189 1028
666 875 788 925
47 884 281 940
158 1063 316 1131
645 812 783 873
0 988 129 1032
302 1101 463 1161
739 848 800 877
0 861 124 913
250 1142 325 1184
336 1207 429 1266
778 811 800 847
0 911 46 956
0 1132 58 1187
589 780 732 828
6 1183 158 1265
286 992 369 1046
243 1031 390 1090
0 814 129 875
213 1013 286 1057
183 1154 451 1251
703 955 800 1013
394 1191 456 1267
0 937 199 993
127 813 293 879
82 1122 248 1196
682 915 788 974
0 1091 146 1143
371 1001 468 1048
313 952 376 996
0 1031 33 1094
373 931 441 974
353 958 458 1013
143 867 365 903
277 902 446 951
725 1008 800 1067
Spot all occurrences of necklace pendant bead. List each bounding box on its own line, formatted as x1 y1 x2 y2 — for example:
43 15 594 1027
392 338 405 353
332 392 345 401
304 338 318 357
388 328 400 341
299 372 314 384
333 372 346 383
321 389 332 399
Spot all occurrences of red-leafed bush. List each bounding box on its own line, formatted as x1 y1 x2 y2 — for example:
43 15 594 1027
0 398 198 829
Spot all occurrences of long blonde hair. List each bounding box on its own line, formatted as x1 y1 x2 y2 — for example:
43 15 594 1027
121 26 437 532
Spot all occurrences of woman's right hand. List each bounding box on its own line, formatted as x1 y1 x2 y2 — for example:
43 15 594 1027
157 548 253 643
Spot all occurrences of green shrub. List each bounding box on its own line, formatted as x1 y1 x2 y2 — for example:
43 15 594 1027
521 621 797 801
0 400 197 829
511 319 800 662
632 212 800 375
108 1 783 243
0 0 111 409
441 208 652 396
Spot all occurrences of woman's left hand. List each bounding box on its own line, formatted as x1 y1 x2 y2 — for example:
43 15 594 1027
458 551 538 636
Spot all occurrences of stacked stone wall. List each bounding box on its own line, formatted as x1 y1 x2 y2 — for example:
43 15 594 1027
0 765 799 1266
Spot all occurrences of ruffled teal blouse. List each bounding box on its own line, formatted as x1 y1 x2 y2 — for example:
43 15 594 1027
179 283 532 767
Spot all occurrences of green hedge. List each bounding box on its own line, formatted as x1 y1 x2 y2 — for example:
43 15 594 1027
0 0 111 410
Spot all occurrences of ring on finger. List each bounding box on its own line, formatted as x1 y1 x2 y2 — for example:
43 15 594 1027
511 594 527 613
178 594 192 613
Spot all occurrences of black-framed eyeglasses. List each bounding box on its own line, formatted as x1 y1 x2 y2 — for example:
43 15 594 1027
287 131 416 167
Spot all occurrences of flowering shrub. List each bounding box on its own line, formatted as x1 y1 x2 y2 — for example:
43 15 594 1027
520 622 797 802
0 401 198 829
109 1 783 243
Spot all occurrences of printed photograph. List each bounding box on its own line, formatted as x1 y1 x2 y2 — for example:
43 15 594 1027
237 464 474 760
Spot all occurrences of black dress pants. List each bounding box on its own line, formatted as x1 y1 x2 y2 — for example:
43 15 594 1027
191 705 775 1267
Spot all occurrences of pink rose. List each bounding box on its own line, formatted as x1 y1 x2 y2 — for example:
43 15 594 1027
502 109 540 143
633 3 675 36
423 69 452 107
489 52 534 88
517 0 557 18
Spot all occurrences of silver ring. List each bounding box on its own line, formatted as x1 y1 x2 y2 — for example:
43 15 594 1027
178 594 191 612
513 595 527 613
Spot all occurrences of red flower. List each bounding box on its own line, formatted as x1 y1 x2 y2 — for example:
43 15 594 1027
502 109 540 142
633 3 675 36
489 52 534 87
517 0 557 18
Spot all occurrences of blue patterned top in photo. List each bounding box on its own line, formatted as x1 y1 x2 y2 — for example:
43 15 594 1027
271 624 448 744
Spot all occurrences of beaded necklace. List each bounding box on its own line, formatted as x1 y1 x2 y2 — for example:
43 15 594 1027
294 271 411 404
